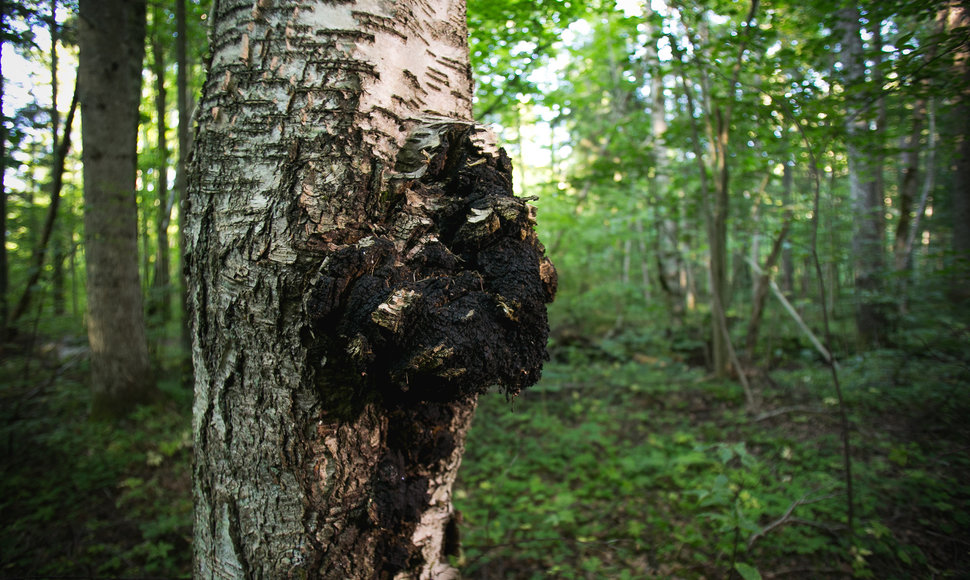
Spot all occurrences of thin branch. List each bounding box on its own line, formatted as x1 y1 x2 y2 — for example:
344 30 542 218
10 76 79 324
745 257 835 367
764 567 853 579
804 104 855 535
753 405 831 422
747 491 841 549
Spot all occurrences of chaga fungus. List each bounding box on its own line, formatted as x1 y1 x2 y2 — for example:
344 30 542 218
305 121 557 404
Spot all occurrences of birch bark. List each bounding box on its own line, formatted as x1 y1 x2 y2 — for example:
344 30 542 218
187 1 555 578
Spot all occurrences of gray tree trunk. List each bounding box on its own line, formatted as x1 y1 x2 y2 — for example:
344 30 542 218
781 163 795 293
186 1 556 577
948 2 970 302
839 5 888 347
78 0 156 419
50 0 66 317
151 5 172 322
894 99 924 273
175 0 193 362
647 31 685 322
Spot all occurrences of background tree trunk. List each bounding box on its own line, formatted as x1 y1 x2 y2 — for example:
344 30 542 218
646 28 685 323
895 99 924 273
948 1 970 302
78 0 156 420
1 2 8 340
151 5 172 323
781 162 795 294
186 1 555 577
175 0 191 360
839 5 889 347
49 0 65 317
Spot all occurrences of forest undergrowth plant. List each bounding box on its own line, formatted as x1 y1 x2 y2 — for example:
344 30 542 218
453 358 926 578
0 348 192 577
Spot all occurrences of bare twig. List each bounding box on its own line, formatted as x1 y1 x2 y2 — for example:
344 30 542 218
804 102 855 535
747 491 841 549
752 405 831 422
764 567 850 579
745 257 836 367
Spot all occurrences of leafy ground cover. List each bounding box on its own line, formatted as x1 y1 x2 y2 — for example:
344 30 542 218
0 338 193 578
2 321 969 578
454 335 970 578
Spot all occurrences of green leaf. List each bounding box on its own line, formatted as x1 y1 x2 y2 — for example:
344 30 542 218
734 562 763 580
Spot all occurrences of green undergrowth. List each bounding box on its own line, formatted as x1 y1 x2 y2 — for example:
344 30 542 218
454 349 970 579
2 320 968 578
0 342 193 578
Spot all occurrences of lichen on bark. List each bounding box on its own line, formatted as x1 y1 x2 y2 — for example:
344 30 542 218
304 121 557 406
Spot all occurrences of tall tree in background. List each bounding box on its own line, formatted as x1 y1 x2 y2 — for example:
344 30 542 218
948 1 970 302
48 0 66 316
9 80 77 325
839 5 888 347
187 0 555 577
672 0 760 378
0 0 9 341
78 0 156 419
150 3 172 322
175 0 191 356
646 15 687 323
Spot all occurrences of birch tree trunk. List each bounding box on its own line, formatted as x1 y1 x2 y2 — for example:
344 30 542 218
646 25 685 322
78 0 156 419
186 1 556 578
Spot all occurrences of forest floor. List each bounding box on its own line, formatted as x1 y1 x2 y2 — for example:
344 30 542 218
1 328 969 578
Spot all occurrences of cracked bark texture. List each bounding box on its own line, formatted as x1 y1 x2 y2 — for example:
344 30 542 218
186 1 555 578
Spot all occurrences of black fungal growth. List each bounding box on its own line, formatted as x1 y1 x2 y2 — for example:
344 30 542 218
304 123 557 404
370 403 461 575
